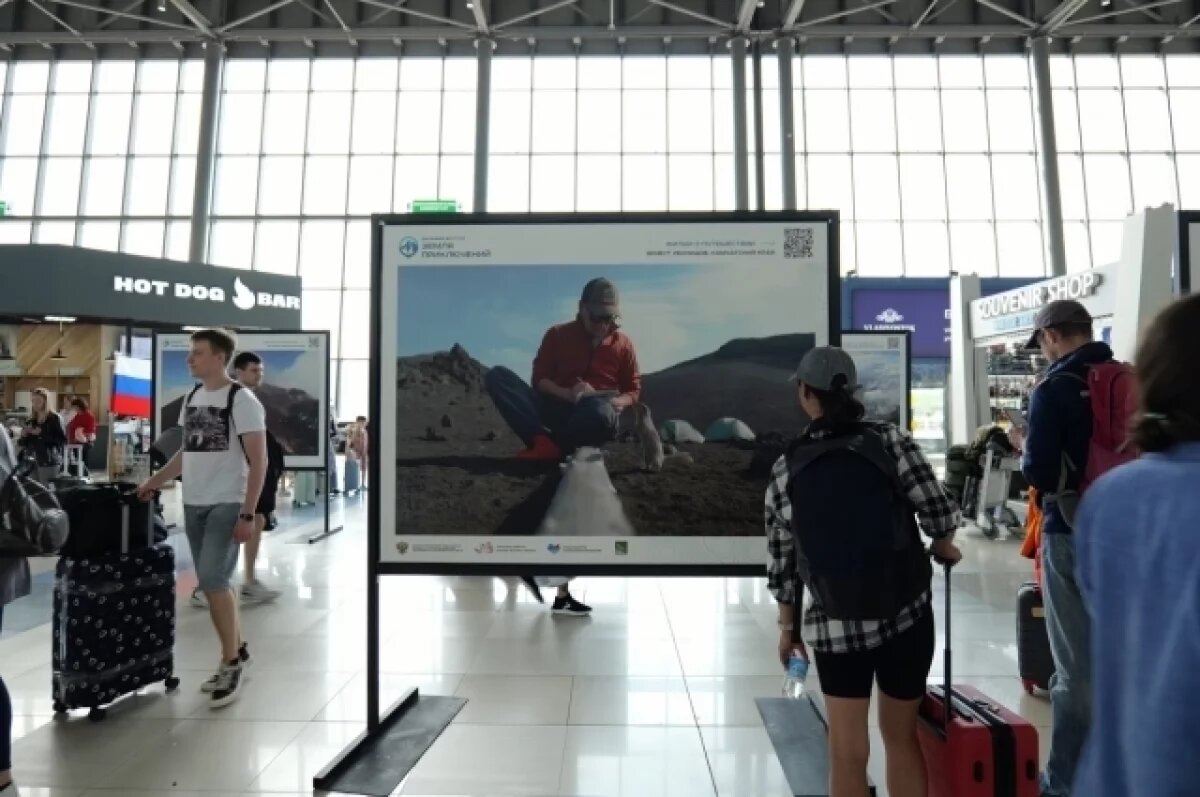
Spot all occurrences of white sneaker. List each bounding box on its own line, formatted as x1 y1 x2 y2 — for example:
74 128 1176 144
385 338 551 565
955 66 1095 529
190 589 208 609
209 661 244 709
240 580 282 604
200 643 252 693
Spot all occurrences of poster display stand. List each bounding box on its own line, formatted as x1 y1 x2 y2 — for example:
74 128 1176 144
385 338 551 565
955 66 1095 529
315 211 842 795
840 330 912 431
150 330 341 542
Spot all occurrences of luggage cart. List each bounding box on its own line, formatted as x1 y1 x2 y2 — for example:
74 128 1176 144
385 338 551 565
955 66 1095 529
974 447 1022 539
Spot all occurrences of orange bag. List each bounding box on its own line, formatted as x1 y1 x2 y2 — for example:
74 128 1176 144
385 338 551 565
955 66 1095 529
1020 487 1044 587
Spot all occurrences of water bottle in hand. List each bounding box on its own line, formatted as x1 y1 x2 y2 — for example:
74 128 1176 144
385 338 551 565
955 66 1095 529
782 650 809 699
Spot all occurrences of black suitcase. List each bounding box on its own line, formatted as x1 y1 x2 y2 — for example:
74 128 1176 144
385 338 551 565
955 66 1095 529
1017 581 1055 694
52 501 179 721
55 482 162 559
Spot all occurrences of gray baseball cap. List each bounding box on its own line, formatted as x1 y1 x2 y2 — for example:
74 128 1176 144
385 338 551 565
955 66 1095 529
1025 299 1093 350
580 278 620 317
792 346 860 393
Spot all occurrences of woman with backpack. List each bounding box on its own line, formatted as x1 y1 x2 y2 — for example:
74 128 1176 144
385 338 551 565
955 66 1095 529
766 346 961 797
1072 294 1200 797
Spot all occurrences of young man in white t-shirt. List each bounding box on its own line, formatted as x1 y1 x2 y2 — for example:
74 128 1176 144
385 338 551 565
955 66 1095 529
137 329 268 708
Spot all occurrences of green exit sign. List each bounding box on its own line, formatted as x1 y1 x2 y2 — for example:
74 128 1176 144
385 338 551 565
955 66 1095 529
0 201 8 217
409 199 459 214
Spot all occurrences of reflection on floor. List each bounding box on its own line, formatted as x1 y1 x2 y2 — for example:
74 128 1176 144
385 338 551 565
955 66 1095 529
0 487 1051 796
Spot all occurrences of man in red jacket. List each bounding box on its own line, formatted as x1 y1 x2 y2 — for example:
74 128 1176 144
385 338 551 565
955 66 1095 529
485 277 642 462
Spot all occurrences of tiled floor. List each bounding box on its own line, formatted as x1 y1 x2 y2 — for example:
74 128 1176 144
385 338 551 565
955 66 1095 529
0 487 1052 796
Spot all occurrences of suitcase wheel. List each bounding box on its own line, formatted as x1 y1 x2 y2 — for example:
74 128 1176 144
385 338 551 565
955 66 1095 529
88 707 107 722
165 676 180 691
53 700 68 714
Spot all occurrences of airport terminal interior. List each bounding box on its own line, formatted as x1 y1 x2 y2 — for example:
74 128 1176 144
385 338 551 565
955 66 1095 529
1 0 1199 794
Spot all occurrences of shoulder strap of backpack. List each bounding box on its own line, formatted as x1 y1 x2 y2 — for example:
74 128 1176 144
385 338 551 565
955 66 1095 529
185 384 202 408
224 383 249 462
789 426 903 494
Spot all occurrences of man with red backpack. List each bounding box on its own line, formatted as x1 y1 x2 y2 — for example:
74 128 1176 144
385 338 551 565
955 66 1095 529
1009 299 1136 797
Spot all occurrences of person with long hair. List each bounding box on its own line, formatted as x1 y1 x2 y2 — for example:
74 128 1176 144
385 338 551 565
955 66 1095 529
20 388 65 485
766 347 961 797
1073 294 1200 796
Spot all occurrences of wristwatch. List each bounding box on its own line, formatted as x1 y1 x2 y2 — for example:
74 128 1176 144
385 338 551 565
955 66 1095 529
238 513 255 522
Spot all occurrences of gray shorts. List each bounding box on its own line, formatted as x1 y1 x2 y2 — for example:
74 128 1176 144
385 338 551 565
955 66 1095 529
184 503 242 592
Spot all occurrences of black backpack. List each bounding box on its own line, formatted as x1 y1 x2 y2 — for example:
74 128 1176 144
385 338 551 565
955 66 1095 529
786 422 932 621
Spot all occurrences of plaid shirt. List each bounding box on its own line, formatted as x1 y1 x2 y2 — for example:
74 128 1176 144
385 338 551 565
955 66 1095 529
765 422 960 654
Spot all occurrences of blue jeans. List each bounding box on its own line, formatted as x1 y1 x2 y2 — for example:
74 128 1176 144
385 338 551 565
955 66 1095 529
484 366 618 452
1041 532 1093 797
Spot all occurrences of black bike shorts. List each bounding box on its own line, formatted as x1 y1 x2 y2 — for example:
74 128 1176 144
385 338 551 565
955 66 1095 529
812 610 936 701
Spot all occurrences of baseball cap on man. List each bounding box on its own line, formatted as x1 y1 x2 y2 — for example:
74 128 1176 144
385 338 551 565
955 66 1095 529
581 278 620 317
1025 299 1093 350
792 346 860 393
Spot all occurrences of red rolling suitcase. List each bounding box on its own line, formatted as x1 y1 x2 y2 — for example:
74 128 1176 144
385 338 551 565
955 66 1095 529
919 563 1041 797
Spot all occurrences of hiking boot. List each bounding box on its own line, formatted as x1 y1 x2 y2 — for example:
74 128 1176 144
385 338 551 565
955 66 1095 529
516 434 562 462
552 596 592 616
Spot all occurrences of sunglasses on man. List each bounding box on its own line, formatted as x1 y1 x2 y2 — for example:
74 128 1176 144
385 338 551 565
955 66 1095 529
589 310 620 325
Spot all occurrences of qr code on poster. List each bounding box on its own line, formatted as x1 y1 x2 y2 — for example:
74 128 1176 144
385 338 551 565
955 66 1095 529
784 227 814 259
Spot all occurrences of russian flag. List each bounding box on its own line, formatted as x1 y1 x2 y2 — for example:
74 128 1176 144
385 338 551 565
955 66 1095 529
112 352 152 418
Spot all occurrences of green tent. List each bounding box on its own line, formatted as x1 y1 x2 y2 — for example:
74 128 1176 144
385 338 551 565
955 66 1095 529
704 417 756 442
659 420 705 444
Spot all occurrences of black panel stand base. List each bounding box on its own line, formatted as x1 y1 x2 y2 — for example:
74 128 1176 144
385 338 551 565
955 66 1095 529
756 697 877 797
313 688 467 796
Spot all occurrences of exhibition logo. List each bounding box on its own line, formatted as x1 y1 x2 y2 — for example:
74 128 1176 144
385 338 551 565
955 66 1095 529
399 237 420 258
474 542 495 554
547 543 561 554
876 308 905 324
615 541 629 556
396 541 410 555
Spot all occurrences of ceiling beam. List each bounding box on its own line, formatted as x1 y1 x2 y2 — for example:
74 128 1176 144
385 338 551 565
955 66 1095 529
781 0 807 29
26 0 95 46
166 0 217 36
218 0 296 32
356 0 477 29
492 0 579 30
321 0 358 43
35 0 198 30
976 0 1036 28
1040 0 1088 34
795 0 898 28
468 0 488 31
734 0 757 32
646 0 732 29
1059 0 1183 27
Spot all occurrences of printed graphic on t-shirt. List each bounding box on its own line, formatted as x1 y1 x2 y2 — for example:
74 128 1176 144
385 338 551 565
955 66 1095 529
184 406 230 452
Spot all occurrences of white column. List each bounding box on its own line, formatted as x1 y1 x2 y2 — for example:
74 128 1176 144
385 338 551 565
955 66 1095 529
1110 204 1178 361
949 274 986 445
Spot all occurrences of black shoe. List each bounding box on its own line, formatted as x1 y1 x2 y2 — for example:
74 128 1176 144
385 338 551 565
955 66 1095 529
552 596 592 616
521 576 544 604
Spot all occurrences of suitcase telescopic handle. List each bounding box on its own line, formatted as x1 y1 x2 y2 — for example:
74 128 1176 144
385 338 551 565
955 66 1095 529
930 554 953 732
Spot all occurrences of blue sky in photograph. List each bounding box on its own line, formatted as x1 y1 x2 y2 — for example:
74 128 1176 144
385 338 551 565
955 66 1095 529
396 262 819 376
159 348 309 403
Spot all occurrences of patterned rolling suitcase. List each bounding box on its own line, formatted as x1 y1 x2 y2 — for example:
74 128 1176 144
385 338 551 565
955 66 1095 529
1017 581 1055 694
52 501 179 721
919 563 1041 797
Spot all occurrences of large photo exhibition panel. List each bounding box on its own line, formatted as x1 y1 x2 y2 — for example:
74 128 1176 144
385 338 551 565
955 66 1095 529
840 331 912 431
154 331 330 469
378 216 838 570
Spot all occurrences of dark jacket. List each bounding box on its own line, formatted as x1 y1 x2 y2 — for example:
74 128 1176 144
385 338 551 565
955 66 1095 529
1022 340 1114 535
